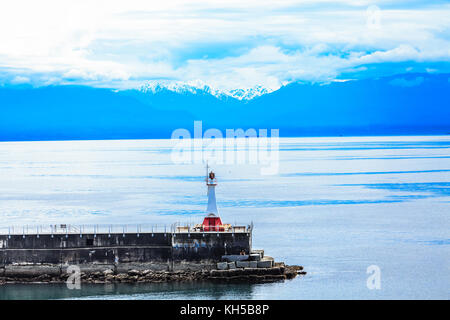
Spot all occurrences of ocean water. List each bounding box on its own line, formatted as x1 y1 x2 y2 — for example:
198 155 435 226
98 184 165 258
0 136 449 300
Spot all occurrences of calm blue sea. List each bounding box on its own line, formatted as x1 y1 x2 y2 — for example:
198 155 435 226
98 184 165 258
0 136 449 299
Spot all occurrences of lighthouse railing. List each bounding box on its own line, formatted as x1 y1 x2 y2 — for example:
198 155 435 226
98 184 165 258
0 223 173 236
0 222 251 236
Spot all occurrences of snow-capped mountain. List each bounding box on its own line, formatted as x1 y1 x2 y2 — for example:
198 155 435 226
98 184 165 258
1 72 449 141
140 80 277 100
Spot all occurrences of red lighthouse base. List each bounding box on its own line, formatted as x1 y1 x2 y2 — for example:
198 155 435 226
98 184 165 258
202 213 223 232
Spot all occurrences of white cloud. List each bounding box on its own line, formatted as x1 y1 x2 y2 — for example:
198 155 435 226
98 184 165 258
389 76 425 87
11 76 30 84
0 0 449 91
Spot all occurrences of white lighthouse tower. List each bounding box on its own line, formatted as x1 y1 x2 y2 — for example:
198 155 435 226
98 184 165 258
203 165 225 231
202 164 223 232
206 164 218 215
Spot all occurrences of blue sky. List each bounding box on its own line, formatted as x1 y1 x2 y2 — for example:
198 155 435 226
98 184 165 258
0 0 449 93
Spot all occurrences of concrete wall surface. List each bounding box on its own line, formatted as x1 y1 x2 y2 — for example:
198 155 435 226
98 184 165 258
0 232 251 273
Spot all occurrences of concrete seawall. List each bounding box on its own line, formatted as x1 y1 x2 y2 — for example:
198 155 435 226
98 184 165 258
0 232 252 277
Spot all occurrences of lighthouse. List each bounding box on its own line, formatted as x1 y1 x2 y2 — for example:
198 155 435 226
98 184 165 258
202 165 223 231
206 165 218 215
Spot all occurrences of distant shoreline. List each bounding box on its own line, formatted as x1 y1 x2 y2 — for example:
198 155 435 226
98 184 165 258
0 132 449 143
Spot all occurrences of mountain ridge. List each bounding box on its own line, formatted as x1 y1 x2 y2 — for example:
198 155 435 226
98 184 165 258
0 72 449 141
140 80 277 100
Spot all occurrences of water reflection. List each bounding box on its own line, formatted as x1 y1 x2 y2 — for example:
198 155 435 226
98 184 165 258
0 281 256 300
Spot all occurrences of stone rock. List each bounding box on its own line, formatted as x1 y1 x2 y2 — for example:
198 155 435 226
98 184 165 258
127 269 140 276
217 262 228 270
257 260 273 268
250 250 264 259
116 273 128 280
236 261 250 268
249 254 261 261
228 262 236 270
210 270 222 277
267 267 283 275
222 255 249 262
288 265 303 271
242 267 258 275
105 274 115 281
103 269 114 275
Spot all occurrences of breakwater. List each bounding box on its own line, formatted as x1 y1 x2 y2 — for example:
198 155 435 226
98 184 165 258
0 229 305 284
0 231 251 276
0 264 304 285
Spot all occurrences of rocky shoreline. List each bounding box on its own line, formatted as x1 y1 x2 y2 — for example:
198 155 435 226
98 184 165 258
0 264 306 285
